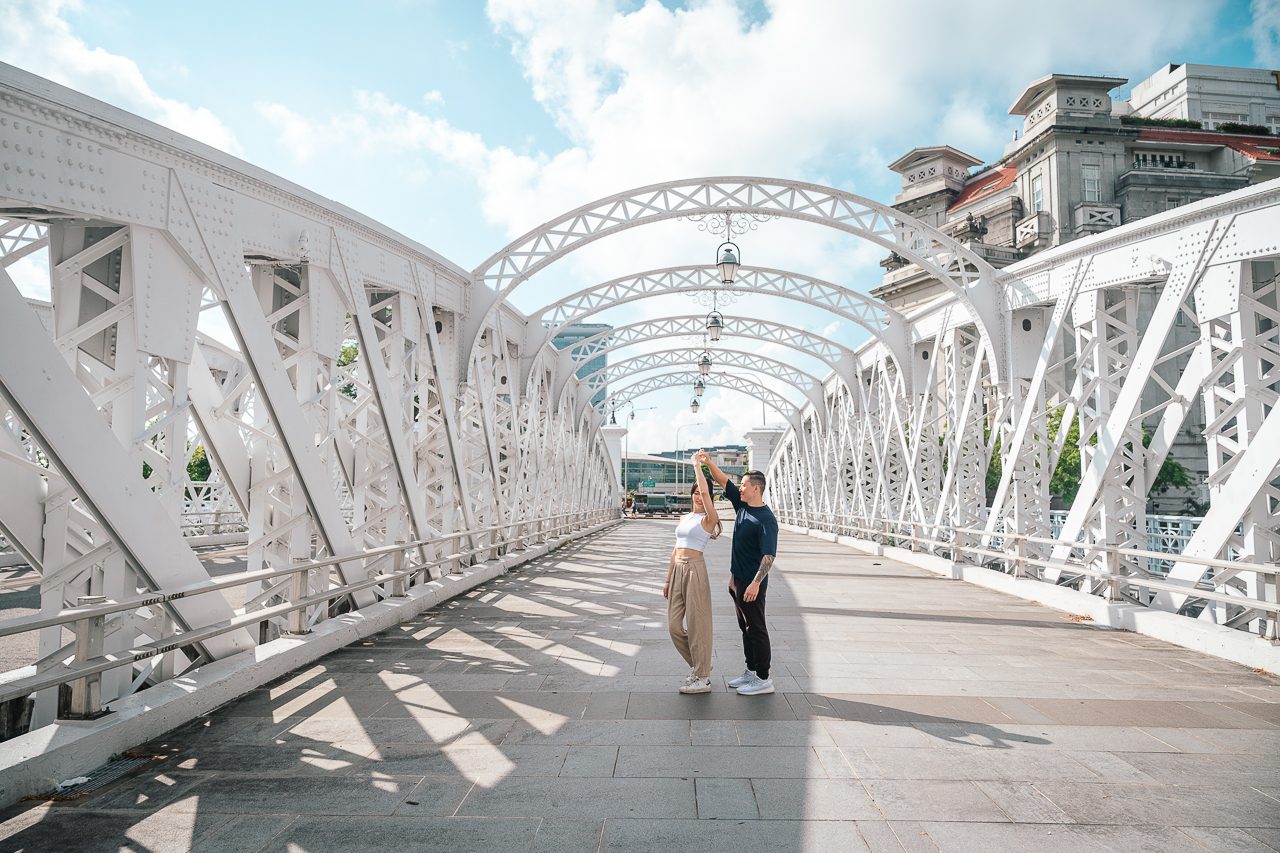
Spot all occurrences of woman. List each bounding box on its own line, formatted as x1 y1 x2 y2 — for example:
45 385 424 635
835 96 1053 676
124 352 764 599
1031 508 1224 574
663 455 721 694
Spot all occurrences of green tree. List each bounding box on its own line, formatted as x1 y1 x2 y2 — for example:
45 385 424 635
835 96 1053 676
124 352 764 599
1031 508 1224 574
1046 408 1196 507
338 341 359 399
985 433 1001 503
187 444 212 482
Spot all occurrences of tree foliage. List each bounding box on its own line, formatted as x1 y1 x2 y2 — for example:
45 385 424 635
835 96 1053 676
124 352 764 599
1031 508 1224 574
187 444 212 482
338 341 359 399
985 407 1198 509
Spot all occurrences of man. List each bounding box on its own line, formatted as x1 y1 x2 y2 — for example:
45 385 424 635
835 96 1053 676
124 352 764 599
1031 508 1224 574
694 450 778 696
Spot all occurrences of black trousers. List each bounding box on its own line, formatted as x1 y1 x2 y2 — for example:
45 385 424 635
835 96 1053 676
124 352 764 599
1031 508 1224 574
729 579 770 680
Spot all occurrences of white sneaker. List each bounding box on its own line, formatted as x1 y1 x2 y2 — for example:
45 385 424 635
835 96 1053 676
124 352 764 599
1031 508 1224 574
679 677 712 694
682 670 699 686
727 669 755 688
736 675 775 696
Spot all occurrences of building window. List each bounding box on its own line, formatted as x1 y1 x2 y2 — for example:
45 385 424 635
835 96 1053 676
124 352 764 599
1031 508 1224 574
1203 110 1248 130
1166 196 1183 211
1031 175 1044 212
1081 165 1101 203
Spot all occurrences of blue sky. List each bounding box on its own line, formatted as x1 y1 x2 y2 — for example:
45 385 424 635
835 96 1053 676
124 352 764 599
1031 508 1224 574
2 0 1277 451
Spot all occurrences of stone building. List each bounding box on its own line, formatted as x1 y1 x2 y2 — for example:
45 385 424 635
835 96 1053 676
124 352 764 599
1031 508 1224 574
872 64 1280 513
1128 63 1280 132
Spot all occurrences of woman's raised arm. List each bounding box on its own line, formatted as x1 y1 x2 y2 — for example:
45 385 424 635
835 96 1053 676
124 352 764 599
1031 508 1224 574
693 452 719 532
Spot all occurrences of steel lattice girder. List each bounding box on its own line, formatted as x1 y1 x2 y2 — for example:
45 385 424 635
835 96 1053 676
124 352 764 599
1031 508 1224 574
579 347 825 405
465 177 1006 381
2 58 1280 712
599 370 801 428
555 314 857 392
0 67 615 701
766 193 1280 632
524 265 912 388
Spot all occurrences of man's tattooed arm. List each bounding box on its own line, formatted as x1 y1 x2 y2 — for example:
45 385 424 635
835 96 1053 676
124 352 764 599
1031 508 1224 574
752 555 774 585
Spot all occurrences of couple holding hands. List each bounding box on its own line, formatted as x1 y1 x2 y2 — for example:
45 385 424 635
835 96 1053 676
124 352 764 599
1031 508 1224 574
663 450 778 696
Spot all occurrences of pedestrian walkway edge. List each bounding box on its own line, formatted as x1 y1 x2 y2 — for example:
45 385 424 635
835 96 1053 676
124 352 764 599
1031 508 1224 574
0 519 621 809
781 523 1280 675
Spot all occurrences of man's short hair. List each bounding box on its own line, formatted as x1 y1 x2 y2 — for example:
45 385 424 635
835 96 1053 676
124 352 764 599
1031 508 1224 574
743 470 767 492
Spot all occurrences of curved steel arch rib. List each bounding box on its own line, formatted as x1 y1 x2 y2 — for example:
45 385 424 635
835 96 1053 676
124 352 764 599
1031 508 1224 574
525 265 912 389
567 314 854 364
577 349 825 410
600 370 801 429
468 177 1004 378
555 315 857 398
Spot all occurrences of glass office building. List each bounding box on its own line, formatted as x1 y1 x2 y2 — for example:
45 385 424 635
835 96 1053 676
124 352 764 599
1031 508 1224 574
550 322 612 408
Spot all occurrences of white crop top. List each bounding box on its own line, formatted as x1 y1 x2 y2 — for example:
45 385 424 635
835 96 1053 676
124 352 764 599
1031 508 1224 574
674 512 713 552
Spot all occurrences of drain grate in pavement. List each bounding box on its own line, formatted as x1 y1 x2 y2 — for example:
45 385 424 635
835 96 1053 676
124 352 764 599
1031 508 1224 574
43 756 150 801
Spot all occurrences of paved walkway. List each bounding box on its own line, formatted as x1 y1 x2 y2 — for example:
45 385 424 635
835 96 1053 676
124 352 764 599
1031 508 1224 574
2 519 1279 852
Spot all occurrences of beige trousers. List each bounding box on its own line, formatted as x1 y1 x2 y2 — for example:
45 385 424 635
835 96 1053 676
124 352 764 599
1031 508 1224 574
668 553 713 678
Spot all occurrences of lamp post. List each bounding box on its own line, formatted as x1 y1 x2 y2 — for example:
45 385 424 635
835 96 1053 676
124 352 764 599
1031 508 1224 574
674 421 702 490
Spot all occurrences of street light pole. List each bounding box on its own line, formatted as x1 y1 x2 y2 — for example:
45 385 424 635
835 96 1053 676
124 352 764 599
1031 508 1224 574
674 421 702 490
615 401 655 493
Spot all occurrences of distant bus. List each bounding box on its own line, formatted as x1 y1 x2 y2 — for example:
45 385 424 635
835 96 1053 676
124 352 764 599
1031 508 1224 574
632 493 669 516
666 493 692 515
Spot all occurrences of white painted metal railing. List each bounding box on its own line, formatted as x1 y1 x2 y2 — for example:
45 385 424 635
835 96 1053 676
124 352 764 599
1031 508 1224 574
1048 511 1202 574
779 509 1279 642
0 509 619 722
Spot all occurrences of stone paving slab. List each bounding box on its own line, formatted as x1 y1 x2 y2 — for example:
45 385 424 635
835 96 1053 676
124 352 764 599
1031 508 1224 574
2 519 1279 851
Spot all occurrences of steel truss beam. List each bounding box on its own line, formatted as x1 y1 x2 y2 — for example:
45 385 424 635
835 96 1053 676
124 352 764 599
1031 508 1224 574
522 265 911 390
554 314 856 397
600 371 801 428
766 192 1280 635
466 177 1006 381
579 347 824 408
0 67 618 741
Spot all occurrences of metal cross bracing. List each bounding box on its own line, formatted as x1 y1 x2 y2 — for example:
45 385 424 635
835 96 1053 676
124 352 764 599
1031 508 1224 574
768 187 1280 642
577 349 826 414
2 59 1280 762
0 66 617 739
465 177 1008 381
523 264 911 387
562 314 855 366
600 371 802 429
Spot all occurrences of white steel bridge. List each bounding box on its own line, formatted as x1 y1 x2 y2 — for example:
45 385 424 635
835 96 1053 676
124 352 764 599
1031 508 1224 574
0 63 1278 820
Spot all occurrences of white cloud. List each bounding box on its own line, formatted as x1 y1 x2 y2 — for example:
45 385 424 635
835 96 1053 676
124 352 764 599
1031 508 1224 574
623 384 773 454
2 0 1223 444
0 0 241 154
258 0 1214 264
5 250 50 301
1252 0 1280 65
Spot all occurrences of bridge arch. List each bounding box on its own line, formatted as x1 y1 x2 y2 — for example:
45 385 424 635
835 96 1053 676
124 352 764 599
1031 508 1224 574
466 177 1004 382
554 314 856 400
598 370 801 429
575 348 826 414
523 265 913 393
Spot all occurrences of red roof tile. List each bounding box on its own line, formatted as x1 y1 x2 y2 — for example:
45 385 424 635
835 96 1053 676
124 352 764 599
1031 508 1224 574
948 166 1018 211
1137 128 1280 161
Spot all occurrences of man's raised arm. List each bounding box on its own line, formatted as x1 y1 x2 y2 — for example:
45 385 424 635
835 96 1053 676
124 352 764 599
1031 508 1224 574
695 450 729 488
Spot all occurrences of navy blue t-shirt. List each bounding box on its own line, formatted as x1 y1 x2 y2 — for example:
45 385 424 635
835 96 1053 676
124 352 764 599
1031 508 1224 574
723 480 778 587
